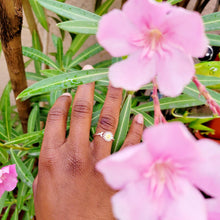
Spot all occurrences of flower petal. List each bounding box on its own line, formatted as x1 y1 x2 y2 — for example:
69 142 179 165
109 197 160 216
96 143 152 190
96 9 139 57
163 178 207 220
164 7 208 57
206 199 220 220
188 139 220 197
2 174 18 191
112 181 158 220
142 122 199 164
109 52 156 91
123 0 172 31
156 47 195 97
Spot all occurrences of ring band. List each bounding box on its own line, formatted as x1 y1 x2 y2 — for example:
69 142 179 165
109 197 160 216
94 131 114 142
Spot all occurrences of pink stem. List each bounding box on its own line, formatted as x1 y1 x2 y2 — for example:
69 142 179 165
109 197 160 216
192 76 220 116
152 78 167 125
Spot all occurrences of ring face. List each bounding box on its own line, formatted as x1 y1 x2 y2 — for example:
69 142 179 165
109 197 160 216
103 131 114 142
94 131 114 142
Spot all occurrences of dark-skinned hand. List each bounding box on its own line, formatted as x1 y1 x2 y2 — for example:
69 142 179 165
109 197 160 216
33 65 144 220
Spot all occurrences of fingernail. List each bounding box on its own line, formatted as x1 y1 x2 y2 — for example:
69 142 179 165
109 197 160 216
61 93 71 97
136 114 144 124
83 65 94 70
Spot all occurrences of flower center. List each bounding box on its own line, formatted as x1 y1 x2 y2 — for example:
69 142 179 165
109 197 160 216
149 29 162 50
144 159 182 198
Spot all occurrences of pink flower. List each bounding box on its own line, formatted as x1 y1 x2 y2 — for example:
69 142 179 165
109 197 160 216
96 0 208 97
206 199 220 220
96 122 220 220
0 164 18 197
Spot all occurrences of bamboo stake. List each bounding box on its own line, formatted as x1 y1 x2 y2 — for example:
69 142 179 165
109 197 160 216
0 0 31 133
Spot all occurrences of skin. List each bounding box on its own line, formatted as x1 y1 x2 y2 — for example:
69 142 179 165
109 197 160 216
33 68 144 219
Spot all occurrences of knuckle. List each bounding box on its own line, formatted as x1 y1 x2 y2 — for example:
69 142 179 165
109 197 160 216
39 151 57 171
47 107 67 122
72 100 92 118
99 114 116 131
64 151 88 175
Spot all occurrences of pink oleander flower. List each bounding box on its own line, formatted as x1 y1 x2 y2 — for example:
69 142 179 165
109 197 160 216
96 122 220 220
207 199 220 220
0 164 18 197
97 0 208 97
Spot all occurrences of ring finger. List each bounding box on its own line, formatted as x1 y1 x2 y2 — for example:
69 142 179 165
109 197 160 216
93 84 122 160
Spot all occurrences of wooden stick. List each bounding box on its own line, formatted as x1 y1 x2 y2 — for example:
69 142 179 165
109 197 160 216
0 0 31 133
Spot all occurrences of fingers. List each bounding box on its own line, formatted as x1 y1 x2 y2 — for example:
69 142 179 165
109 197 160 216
66 66 95 157
93 85 122 160
42 93 72 150
120 114 144 150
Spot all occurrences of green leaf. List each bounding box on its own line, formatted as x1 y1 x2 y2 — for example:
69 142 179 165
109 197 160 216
203 12 220 32
56 37 64 69
40 69 63 77
0 82 12 140
37 0 100 21
6 130 44 145
0 192 8 213
32 30 42 74
94 91 105 103
17 69 108 100
65 35 89 66
68 43 103 68
50 90 63 107
10 207 18 220
0 148 8 164
95 0 115 15
167 0 183 4
29 0 48 30
57 20 98 35
22 47 59 69
26 72 47 81
10 149 34 187
134 94 203 112
195 62 220 77
131 108 154 127
28 104 40 132
112 94 132 152
206 34 220 47
183 82 220 106
0 124 8 141
1 204 11 220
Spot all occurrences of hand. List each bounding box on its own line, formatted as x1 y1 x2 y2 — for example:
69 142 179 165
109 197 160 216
33 66 144 220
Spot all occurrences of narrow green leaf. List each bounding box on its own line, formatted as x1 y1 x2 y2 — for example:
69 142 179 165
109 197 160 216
131 108 154 127
95 0 115 15
134 94 203 112
0 124 8 141
26 72 47 81
17 69 108 100
10 207 18 220
22 47 59 69
195 62 220 77
94 91 105 103
56 37 64 69
206 34 220 47
112 94 132 152
28 104 40 132
1 204 11 220
6 130 44 145
57 20 98 35
0 148 8 164
167 0 183 4
0 82 12 140
32 30 42 74
92 109 102 127
37 0 100 21
41 69 63 77
203 12 220 32
65 35 88 65
10 149 34 187
0 192 8 214
50 90 63 107
68 43 103 68
183 82 220 105
29 0 48 30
